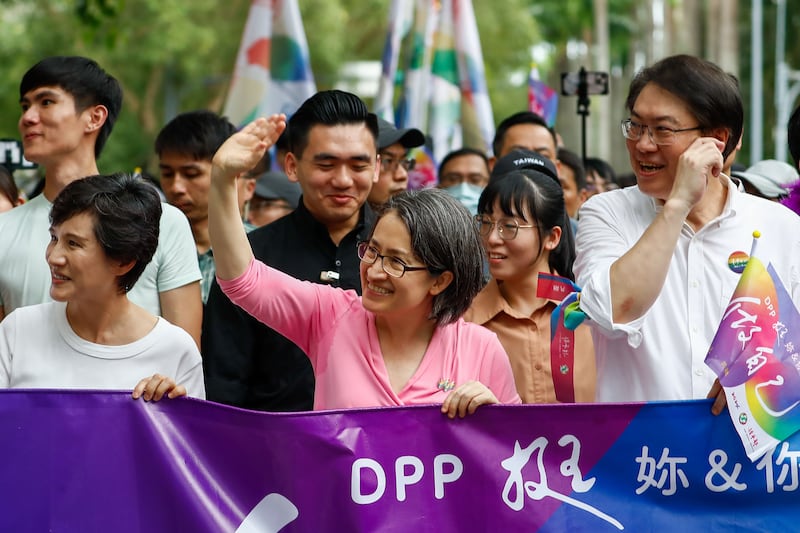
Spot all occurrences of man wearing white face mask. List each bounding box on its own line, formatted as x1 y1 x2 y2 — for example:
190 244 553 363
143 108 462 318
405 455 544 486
437 148 490 215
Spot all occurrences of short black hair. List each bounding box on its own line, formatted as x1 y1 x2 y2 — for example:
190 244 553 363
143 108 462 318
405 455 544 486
437 147 489 177
287 90 378 157
492 111 556 157
583 157 617 185
155 110 237 161
626 54 743 160
276 130 290 151
557 147 587 190
20 56 122 159
50 173 162 293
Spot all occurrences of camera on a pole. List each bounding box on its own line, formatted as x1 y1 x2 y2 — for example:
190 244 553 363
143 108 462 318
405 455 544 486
560 70 609 97
559 68 609 165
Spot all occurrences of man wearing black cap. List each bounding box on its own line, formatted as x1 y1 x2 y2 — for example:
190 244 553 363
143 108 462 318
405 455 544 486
367 118 425 208
247 171 302 227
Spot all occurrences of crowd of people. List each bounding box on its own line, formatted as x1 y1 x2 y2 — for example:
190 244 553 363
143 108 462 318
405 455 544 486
1 53 800 419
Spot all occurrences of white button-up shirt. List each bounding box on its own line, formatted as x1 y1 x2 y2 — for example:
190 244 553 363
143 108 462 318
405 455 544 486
574 177 800 401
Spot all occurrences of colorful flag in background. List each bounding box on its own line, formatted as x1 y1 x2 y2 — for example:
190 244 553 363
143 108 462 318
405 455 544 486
223 0 316 128
377 0 494 188
427 0 462 164
399 0 438 135
374 0 414 123
394 0 439 189
705 232 800 460
528 64 558 127
453 0 494 157
406 144 437 190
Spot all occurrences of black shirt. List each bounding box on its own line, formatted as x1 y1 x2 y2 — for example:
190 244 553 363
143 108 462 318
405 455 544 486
202 199 375 411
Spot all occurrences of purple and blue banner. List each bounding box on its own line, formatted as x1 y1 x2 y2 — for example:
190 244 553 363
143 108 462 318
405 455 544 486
2 391 799 531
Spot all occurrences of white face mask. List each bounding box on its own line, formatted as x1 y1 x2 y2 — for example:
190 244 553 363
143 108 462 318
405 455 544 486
442 182 483 215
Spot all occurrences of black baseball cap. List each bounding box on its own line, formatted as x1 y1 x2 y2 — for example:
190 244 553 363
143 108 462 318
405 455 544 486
490 149 559 184
377 118 425 150
253 171 302 208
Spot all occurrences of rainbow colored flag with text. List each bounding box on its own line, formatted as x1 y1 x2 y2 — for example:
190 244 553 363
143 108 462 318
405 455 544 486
223 0 316 127
705 245 800 461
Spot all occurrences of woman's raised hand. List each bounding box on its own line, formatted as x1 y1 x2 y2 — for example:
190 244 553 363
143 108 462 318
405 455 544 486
212 114 286 181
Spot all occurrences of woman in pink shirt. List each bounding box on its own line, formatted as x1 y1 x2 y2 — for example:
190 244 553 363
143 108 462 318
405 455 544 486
208 112 520 417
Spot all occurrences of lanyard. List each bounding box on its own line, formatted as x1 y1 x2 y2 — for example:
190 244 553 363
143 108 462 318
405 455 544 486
536 274 586 403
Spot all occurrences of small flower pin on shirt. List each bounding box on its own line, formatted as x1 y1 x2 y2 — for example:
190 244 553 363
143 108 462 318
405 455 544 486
437 378 455 392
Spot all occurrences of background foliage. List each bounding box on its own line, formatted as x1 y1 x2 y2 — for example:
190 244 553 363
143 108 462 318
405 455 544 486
0 0 798 182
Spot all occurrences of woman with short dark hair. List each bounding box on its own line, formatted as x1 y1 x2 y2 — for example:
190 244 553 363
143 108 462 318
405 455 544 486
0 173 204 401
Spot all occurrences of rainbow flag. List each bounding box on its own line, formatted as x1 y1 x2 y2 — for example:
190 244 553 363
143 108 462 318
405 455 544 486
374 0 414 123
398 0 437 135
705 234 800 460
453 0 494 156
427 0 462 164
528 65 558 127
223 0 316 127
379 0 493 177
407 145 437 190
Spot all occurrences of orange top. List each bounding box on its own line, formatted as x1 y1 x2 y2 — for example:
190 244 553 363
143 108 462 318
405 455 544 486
464 278 596 403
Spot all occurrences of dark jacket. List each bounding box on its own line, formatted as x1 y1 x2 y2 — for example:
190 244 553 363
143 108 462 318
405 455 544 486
202 199 375 411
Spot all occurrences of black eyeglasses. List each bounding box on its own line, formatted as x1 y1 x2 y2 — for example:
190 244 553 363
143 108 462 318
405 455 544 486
380 156 416 173
473 216 535 241
357 241 429 278
249 198 292 211
620 119 703 146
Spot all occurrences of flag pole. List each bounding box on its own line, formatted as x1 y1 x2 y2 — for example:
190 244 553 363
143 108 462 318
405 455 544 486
749 230 761 259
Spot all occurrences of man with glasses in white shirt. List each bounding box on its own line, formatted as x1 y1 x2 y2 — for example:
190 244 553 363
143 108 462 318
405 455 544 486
367 118 424 209
573 55 800 411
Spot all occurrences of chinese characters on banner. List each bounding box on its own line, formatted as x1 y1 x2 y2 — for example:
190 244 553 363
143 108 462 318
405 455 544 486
705 247 800 461
2 391 800 531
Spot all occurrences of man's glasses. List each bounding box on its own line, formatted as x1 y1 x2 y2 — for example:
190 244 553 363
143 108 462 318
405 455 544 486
438 172 489 188
380 156 416 173
357 242 430 278
620 119 703 146
473 216 535 241
249 198 291 212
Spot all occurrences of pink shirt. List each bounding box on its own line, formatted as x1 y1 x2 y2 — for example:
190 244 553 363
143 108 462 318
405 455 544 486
219 259 520 410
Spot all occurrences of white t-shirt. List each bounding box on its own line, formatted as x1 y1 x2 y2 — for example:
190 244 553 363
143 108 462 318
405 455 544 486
574 177 800 402
0 301 205 398
0 194 200 316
